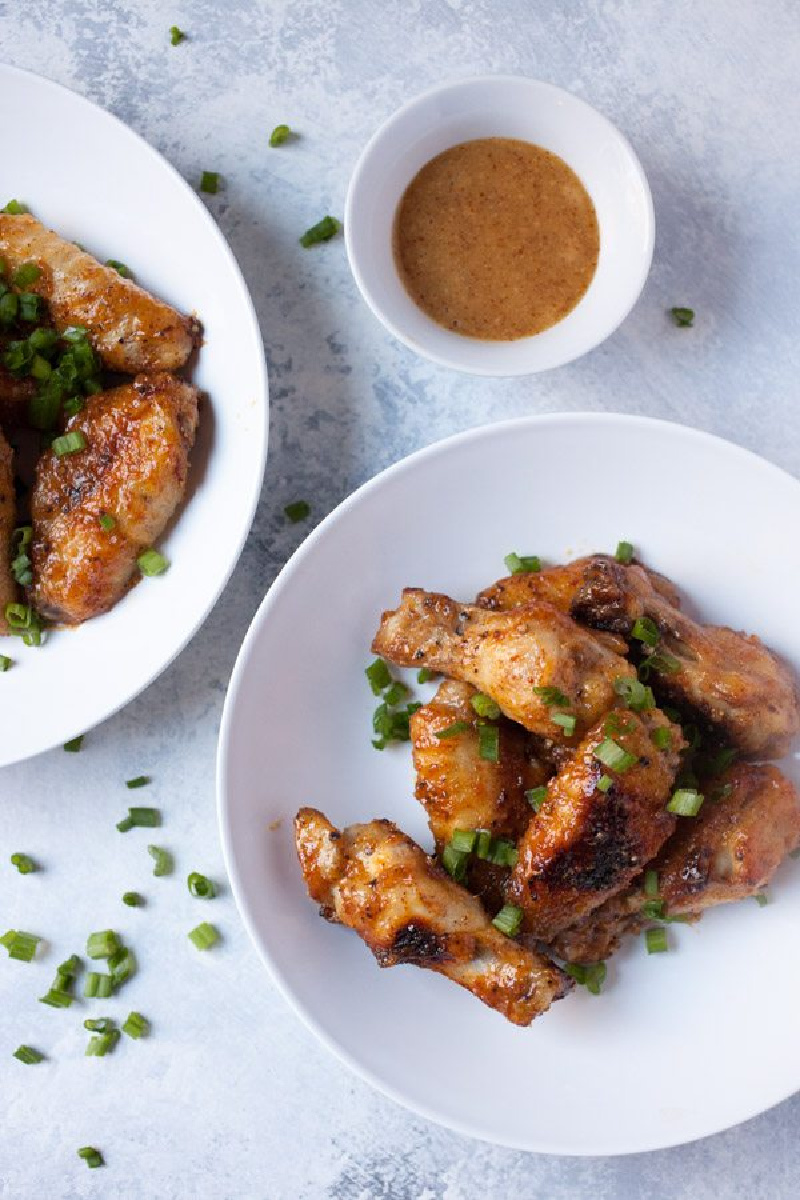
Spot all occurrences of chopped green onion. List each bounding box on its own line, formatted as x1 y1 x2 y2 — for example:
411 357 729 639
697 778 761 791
10 852 37 874
137 548 169 576
63 735 84 752
474 830 492 859
754 892 769 907
596 774 613 794
365 658 392 695
614 541 634 565
269 124 293 147
565 961 607 995
77 1147 104 1169
644 868 659 898
670 306 694 328
18 291 41 321
595 738 638 773
13 1045 44 1064
108 947 136 986
84 972 114 999
1 930 40 961
148 844 173 876
417 667 437 684
51 430 86 457
98 513 116 531
641 899 666 921
12 263 41 289
86 930 120 960
478 723 500 762
449 829 477 854
533 685 570 706
651 727 672 750
487 838 518 868
169 25 186 45
284 499 310 523
504 552 541 575
122 1011 150 1038
40 988 74 1008
383 680 409 707
106 259 132 278
2 199 29 214
84 1018 116 1033
441 843 469 882
613 676 654 712
125 775 152 790
435 720 471 740
371 700 421 749
116 805 160 832
0 290 18 323
299 215 341 247
525 785 548 811
188 922 220 950
604 712 636 737
639 649 681 679
86 1029 120 1057
4 602 44 647
631 616 660 647
62 396 84 418
122 891 144 907
550 711 576 735
0 654 12 671
188 871 216 899
470 692 501 720
492 904 522 937
200 170 221 194
667 788 704 817
645 927 669 954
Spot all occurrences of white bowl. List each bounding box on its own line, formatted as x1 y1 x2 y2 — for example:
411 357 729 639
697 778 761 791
345 76 654 376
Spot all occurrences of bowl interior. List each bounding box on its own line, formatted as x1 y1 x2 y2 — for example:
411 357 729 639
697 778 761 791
345 76 654 375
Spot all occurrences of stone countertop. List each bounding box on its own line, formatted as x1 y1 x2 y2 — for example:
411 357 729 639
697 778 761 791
1 1 799 1197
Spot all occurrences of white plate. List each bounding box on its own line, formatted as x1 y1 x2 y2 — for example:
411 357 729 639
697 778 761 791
0 65 267 766
345 76 654 376
218 414 800 1155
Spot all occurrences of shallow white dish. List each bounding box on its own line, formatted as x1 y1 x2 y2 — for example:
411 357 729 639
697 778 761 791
0 65 267 767
345 76 654 376
218 413 800 1155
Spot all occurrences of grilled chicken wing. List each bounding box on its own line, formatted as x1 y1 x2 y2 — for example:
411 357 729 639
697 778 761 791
0 428 16 633
551 763 800 963
373 589 635 742
31 373 198 624
0 213 201 373
410 680 550 911
507 708 684 940
295 807 571 1026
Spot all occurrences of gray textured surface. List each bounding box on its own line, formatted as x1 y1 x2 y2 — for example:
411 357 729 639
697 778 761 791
1 1 799 1196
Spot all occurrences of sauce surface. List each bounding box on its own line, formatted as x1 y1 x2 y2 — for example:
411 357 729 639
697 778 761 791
394 138 600 341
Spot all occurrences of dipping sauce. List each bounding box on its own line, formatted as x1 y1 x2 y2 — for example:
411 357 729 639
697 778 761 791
393 137 599 341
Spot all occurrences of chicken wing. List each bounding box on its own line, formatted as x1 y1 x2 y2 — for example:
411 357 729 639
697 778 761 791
0 428 17 633
551 763 800 963
31 372 198 624
507 708 684 941
0 213 201 373
373 589 635 741
410 679 550 911
295 807 571 1026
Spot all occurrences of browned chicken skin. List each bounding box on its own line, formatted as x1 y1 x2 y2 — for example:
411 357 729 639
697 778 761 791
0 213 201 373
410 679 549 911
295 807 571 1026
477 554 681 619
551 763 800 963
373 589 635 742
507 708 684 941
0 427 17 633
31 373 198 625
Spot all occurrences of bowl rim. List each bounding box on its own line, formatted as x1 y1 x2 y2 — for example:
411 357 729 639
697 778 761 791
344 73 655 377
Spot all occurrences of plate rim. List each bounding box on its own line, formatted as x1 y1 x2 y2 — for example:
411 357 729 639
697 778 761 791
0 62 268 765
217 413 800 1155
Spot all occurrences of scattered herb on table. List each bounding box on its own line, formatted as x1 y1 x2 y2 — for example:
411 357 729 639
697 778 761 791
299 216 341 247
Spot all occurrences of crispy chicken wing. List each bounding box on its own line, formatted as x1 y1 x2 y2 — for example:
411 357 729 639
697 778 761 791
0 428 17 633
31 372 198 624
507 708 684 940
410 679 550 911
551 763 800 963
0 213 201 373
373 589 635 741
295 807 571 1026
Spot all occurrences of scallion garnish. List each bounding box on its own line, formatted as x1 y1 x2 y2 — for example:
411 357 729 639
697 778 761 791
1 930 40 962
200 171 221 194
63 735 84 752
371 700 421 749
127 775 152 790
525 785 548 811
4 602 44 646
474 830 492 859
51 430 86 457
641 899 665 921
10 852 37 874
40 987 74 1008
299 216 341 247
631 616 660 647
284 499 310 523
169 25 186 45
670 306 694 328
13 1045 44 1064
416 667 437 684
86 930 120 960
645 927 669 954
449 829 477 854
122 1011 150 1038
137 548 169 576
596 774 613 793
108 947 136 986
77 1147 104 1169
122 891 144 907
0 654 12 671
565 961 607 994
754 892 769 907
83 972 113 999
441 843 468 882
148 844 173 876
489 839 518 868
492 904 523 937
614 541 634 565
435 721 471 740
550 711 576 735
2 199 29 214
106 259 132 278
533 685 569 707
269 124 293 147
383 680 409 707
12 263 41 289
667 788 704 817
613 676 654 712
187 872 216 899
595 738 638 772
116 806 160 833
188 922 220 950
84 1018 115 1033
639 649 681 679
651 726 672 750
504 552 541 575
365 658 392 695
478 723 500 762
470 692 501 720
85 1029 120 1057
644 869 659 898
98 513 116 531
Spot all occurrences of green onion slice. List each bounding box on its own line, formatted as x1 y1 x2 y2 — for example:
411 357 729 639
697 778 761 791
441 843 468 881
645 926 669 954
188 922 220 950
651 726 672 750
269 124 293 147
595 738 638 773
2 199 29 214
13 1044 44 1064
449 829 477 854
533 685 569 706
86 930 120 960
1 930 40 961
200 170 221 194
613 676 654 712
365 658 392 695
106 259 132 278
470 692 501 720
12 263 41 289
10 852 37 874
108 947 136 986
63 735 84 752
137 548 169 576
85 1029 120 1057
188 871 217 899
169 25 186 45
416 667 437 684
51 430 86 457
754 892 769 907
596 774 613 794
299 215 341 247
284 499 310 523
84 1018 116 1033
435 720 471 740
503 552 541 575
148 844 173 876
77 1147 104 1169
478 723 500 763
0 654 11 671
116 805 160 832
98 513 116 531
487 838 518 868
474 830 492 859
644 868 659 898
40 987 74 1008
670 306 695 327
525 785 548 811
122 1011 150 1038
614 541 634 564
631 616 660 647
667 788 704 817
550 711 576 735
492 905 523 937
122 891 144 907
565 961 607 994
